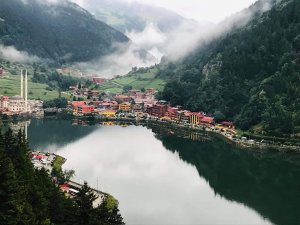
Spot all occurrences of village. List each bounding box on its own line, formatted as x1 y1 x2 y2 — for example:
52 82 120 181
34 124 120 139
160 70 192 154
2 70 295 150
68 85 237 136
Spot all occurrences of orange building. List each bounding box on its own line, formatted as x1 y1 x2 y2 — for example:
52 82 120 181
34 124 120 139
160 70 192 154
119 102 131 112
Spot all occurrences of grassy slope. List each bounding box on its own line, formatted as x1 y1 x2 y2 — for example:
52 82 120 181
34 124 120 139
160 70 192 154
0 74 69 101
97 67 166 94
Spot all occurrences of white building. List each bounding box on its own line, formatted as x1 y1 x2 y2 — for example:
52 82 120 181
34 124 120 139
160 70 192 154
7 96 29 113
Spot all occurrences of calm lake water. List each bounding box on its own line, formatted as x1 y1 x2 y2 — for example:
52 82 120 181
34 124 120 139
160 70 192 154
27 118 300 225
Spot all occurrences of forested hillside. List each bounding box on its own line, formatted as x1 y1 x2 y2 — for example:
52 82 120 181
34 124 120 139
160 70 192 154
159 0 300 135
0 129 124 225
0 0 129 63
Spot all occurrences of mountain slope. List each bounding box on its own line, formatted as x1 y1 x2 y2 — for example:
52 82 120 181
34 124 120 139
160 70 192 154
0 0 129 63
78 0 191 33
159 0 300 135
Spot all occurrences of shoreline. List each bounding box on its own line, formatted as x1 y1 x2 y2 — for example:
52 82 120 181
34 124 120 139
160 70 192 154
71 115 300 153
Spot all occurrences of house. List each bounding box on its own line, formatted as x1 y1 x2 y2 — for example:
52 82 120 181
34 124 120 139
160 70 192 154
114 95 131 103
71 101 86 111
119 102 131 112
93 77 106 84
98 101 119 110
133 104 142 113
201 116 214 125
178 110 192 123
77 105 95 114
165 107 180 121
87 90 100 98
148 103 168 118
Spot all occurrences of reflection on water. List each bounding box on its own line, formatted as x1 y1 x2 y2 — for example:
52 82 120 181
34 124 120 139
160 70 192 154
28 118 300 225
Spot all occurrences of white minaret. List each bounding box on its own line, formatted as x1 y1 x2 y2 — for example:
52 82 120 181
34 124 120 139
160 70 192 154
21 70 24 98
25 70 28 112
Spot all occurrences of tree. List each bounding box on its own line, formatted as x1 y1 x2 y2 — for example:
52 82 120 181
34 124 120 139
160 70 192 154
123 85 132 93
74 182 97 225
93 195 125 225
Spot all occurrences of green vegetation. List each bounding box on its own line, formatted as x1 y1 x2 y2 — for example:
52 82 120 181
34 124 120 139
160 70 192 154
159 0 300 136
52 155 66 173
0 129 125 225
0 0 128 63
98 66 166 93
0 74 66 100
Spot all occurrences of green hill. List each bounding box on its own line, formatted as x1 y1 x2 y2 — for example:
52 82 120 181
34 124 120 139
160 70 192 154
159 0 300 135
0 0 129 63
97 66 166 94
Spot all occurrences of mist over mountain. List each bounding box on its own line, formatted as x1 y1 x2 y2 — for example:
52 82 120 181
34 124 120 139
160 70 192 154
0 0 129 64
72 0 193 33
159 0 300 134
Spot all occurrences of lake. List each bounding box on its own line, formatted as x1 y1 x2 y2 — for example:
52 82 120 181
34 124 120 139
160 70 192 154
27 118 300 225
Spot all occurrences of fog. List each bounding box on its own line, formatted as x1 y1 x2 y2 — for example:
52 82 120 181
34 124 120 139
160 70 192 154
70 0 276 77
73 42 158 78
0 44 42 64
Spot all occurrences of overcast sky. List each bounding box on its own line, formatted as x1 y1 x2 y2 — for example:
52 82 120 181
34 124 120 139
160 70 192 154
123 0 258 23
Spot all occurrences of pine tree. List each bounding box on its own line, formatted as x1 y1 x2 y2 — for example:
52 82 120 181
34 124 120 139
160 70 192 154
74 182 97 225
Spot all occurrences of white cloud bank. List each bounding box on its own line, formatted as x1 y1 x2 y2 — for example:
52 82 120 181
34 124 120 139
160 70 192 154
74 42 159 78
0 45 42 64
73 0 276 77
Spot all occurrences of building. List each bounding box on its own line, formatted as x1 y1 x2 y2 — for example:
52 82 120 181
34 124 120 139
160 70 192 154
133 104 142 113
93 77 106 84
119 102 131 112
146 88 156 95
190 113 204 125
178 110 192 123
88 90 100 98
0 96 9 109
7 96 28 113
165 107 180 121
77 105 95 114
148 103 168 118
71 101 86 111
220 121 235 129
114 95 131 103
98 101 118 110
99 110 116 118
201 116 214 126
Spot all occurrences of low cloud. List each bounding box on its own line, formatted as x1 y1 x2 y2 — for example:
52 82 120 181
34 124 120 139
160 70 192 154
126 0 276 62
0 44 42 64
73 0 277 77
74 42 158 78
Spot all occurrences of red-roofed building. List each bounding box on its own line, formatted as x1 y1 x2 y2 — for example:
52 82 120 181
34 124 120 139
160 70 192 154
220 121 235 129
201 116 214 125
78 105 95 114
114 95 131 103
148 103 168 118
165 107 180 121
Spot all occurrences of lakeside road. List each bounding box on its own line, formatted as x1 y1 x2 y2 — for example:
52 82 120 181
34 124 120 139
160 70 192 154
70 115 300 152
